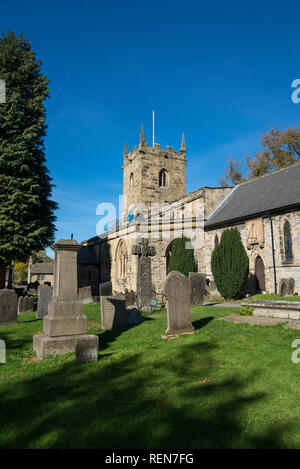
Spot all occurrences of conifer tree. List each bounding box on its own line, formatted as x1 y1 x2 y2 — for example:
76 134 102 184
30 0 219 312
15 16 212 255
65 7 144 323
211 228 249 299
167 237 197 278
0 31 58 288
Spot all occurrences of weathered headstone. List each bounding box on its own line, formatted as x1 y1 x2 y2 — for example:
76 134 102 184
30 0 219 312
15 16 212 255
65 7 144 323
78 286 93 304
33 239 98 360
17 296 25 314
279 278 288 297
0 289 17 325
132 238 156 310
162 271 194 338
99 281 112 297
23 296 34 313
37 285 52 319
125 289 136 308
100 296 128 330
75 337 98 363
288 278 295 296
189 272 206 306
0 338 5 363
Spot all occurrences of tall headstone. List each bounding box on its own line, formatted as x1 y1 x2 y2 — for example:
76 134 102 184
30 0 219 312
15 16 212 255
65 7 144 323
288 278 295 296
132 238 156 310
33 239 98 360
0 289 17 325
162 271 194 338
17 296 25 314
37 285 52 319
279 278 288 297
189 272 206 306
100 296 128 330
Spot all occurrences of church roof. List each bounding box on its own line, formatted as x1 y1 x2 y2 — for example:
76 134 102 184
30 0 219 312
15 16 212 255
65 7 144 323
205 162 300 228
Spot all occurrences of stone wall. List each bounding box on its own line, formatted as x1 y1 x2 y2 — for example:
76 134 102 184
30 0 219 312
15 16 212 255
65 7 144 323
204 209 300 295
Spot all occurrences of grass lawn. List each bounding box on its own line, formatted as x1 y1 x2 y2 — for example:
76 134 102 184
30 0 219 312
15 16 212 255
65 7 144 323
0 304 299 449
250 294 300 302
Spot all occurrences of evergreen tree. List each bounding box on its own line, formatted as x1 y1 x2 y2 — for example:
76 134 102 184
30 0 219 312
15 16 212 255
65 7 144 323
211 228 249 299
0 31 58 288
167 237 197 277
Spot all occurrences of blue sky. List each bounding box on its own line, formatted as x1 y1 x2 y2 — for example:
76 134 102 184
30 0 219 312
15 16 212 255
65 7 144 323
1 0 300 255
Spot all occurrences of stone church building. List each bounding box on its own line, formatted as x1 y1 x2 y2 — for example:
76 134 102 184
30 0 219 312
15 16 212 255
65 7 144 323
78 125 300 301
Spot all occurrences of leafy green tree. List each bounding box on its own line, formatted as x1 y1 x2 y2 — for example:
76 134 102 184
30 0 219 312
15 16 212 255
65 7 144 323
167 237 197 278
220 123 300 185
211 228 249 299
0 31 58 288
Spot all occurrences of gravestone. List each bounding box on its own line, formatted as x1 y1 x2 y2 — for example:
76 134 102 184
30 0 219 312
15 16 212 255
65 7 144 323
132 238 156 310
100 296 128 330
162 271 194 338
78 286 93 304
33 239 98 360
75 337 98 363
189 272 206 306
23 296 34 313
125 289 136 308
99 281 112 297
0 289 17 325
0 338 5 363
37 285 52 319
279 278 288 297
17 296 25 314
288 278 295 296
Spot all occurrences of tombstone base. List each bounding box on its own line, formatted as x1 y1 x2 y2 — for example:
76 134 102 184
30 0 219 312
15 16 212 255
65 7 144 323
161 330 195 340
43 316 88 337
33 333 98 360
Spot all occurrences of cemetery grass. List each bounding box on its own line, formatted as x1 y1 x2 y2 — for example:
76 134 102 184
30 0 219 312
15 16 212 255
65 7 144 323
0 305 299 449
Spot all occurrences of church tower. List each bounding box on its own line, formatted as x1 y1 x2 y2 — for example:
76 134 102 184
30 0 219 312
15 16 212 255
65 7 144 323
122 125 187 220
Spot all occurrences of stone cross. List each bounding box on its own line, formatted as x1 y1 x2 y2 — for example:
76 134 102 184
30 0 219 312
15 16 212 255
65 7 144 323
132 238 156 310
162 271 194 338
33 239 98 360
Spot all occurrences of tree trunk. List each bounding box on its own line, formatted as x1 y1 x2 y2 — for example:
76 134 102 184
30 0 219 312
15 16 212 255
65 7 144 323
0 260 7 290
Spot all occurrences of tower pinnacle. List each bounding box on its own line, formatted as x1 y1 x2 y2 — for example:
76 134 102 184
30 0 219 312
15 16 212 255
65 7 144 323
139 124 147 149
180 133 186 152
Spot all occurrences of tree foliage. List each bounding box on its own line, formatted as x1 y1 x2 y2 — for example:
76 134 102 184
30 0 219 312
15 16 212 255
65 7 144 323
0 31 57 287
220 123 300 186
211 228 249 299
167 237 197 278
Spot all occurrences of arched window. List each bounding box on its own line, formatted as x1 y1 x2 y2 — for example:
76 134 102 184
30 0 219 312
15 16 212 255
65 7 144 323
283 220 293 262
159 169 167 188
129 172 134 190
116 240 128 278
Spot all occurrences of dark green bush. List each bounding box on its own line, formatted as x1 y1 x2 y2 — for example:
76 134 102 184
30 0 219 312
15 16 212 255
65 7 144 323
211 228 249 299
167 237 197 278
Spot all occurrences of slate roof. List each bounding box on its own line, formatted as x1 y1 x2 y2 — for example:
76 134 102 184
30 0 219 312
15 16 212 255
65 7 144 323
30 263 54 274
205 163 300 228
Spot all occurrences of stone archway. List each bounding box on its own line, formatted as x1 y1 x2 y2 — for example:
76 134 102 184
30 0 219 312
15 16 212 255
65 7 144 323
165 240 175 274
115 239 128 279
255 256 266 292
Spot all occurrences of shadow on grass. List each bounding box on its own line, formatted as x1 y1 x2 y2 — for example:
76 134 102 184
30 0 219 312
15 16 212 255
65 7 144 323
0 339 294 449
192 317 214 330
99 317 154 352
